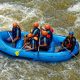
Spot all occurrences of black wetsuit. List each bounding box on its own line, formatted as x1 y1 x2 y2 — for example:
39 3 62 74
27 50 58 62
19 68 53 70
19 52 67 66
31 27 40 50
12 26 21 46
40 30 53 51
63 36 76 51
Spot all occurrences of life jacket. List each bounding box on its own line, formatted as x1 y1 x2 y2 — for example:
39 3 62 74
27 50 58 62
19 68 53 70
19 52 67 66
66 41 72 48
12 26 21 39
46 30 52 40
64 36 76 49
31 27 40 40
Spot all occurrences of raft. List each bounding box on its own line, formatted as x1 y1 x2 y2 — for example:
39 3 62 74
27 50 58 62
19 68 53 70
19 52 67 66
0 31 79 63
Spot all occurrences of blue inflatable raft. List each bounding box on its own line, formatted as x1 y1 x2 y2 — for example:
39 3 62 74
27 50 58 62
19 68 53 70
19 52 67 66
0 31 79 63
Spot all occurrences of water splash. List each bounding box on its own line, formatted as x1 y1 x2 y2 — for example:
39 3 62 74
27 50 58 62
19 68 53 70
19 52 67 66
0 2 43 30
67 2 80 28
67 2 80 12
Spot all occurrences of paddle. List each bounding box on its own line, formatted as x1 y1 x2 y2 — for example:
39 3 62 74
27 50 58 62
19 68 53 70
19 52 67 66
63 46 80 67
8 32 13 42
37 19 45 57
63 47 78 60
8 31 24 56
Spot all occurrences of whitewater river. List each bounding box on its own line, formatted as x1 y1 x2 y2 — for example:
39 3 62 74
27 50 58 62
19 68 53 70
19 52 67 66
0 0 80 80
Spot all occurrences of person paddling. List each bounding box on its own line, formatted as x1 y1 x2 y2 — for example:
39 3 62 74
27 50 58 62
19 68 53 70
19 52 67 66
40 24 53 50
7 22 21 47
58 31 76 52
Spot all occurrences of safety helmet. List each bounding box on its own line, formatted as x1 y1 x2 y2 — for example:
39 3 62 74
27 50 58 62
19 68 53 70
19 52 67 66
41 30 48 36
33 22 39 27
13 22 18 27
27 33 33 38
45 24 51 30
69 31 74 35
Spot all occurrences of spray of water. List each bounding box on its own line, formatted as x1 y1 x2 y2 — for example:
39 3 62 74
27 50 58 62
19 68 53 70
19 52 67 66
0 2 43 31
67 2 80 28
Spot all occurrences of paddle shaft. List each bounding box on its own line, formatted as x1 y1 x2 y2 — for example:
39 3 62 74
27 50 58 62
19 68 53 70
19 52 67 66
63 46 80 67
18 45 25 52
37 30 41 57
63 47 78 59
8 32 13 41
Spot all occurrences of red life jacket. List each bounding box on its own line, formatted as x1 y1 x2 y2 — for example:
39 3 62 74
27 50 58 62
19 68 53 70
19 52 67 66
46 30 52 38
47 34 51 38
66 41 72 48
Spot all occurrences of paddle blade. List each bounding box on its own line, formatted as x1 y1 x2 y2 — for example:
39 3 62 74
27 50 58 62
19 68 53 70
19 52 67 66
15 51 20 56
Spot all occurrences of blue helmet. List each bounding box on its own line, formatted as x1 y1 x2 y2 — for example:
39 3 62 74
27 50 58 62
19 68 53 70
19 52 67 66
69 31 74 35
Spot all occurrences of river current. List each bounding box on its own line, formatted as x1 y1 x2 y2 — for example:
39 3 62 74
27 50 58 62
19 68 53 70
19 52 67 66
0 0 80 80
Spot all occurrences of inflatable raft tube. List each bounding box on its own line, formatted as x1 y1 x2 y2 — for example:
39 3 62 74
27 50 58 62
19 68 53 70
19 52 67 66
0 31 79 63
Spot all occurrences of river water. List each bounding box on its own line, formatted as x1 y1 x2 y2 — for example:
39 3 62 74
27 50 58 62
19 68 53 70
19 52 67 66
0 0 80 80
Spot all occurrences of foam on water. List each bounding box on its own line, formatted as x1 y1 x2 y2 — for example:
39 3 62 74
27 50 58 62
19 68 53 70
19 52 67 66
0 1 80 80
67 2 80 28
0 2 43 30
68 2 80 12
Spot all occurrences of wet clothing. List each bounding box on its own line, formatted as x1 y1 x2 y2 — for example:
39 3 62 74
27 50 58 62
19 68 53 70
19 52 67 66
40 30 53 50
32 27 40 39
41 30 52 45
31 27 40 50
12 26 21 47
46 29 53 44
12 26 21 39
62 36 76 51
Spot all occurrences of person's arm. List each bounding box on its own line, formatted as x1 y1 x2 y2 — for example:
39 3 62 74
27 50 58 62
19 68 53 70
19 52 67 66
73 37 76 46
8 31 12 32
72 37 76 49
40 43 47 47
26 48 34 51
12 37 19 42
62 37 68 47
23 37 30 47
24 40 34 51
